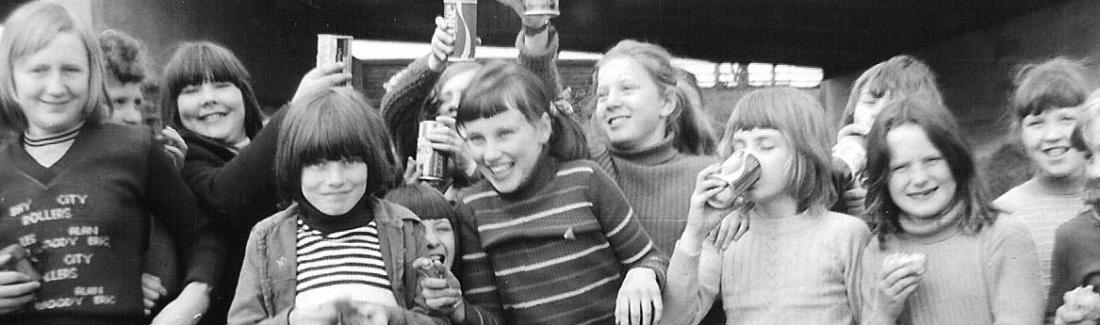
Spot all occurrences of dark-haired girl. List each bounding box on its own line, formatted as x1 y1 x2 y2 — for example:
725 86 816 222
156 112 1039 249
859 95 1042 324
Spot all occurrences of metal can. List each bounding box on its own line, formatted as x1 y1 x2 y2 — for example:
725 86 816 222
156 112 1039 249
316 34 353 87
416 120 450 182
443 0 477 61
706 152 762 209
523 0 560 17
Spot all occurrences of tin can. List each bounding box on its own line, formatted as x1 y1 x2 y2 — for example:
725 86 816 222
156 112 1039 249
417 120 450 182
523 0 559 17
316 34 353 87
443 0 477 61
706 152 762 209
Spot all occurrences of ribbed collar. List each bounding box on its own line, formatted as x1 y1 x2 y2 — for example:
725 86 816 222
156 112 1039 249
897 204 962 245
297 195 375 234
608 134 678 166
499 150 558 201
23 122 84 147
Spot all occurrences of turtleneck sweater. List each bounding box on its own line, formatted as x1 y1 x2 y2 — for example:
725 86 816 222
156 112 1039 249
859 216 1043 325
589 136 716 255
663 209 869 325
994 178 1087 298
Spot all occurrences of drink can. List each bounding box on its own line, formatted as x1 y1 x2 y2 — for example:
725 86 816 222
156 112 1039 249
523 0 560 17
316 34 353 87
443 0 477 61
417 120 450 182
706 152 762 209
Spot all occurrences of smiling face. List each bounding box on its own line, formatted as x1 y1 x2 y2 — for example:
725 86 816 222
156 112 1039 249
595 57 673 151
461 108 550 193
729 128 793 204
300 159 369 216
886 124 957 221
12 32 90 136
176 81 248 146
1021 107 1087 180
423 219 455 269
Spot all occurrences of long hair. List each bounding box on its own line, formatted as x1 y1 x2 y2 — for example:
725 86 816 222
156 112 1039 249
863 94 999 243
456 60 587 161
383 61 480 161
0 1 107 132
720 87 835 212
841 55 943 126
591 40 717 155
161 41 263 140
275 87 397 202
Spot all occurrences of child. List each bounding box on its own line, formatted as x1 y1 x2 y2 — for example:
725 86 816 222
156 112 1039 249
227 87 446 324
662 87 869 325
994 58 1094 301
1050 89 1100 322
859 95 1042 324
384 184 459 270
0 2 222 324
833 55 943 216
427 61 668 325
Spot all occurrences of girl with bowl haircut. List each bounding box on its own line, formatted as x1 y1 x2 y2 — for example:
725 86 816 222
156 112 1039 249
662 87 869 325
228 87 446 324
860 95 1043 324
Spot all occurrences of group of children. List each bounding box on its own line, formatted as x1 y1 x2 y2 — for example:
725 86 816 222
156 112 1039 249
1 0 1099 325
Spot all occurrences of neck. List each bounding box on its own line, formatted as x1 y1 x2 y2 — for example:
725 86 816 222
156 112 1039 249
612 127 668 153
899 203 961 239
753 195 799 219
1033 174 1085 196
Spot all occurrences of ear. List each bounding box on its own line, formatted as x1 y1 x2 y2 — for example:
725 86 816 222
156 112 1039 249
658 88 677 118
535 112 553 144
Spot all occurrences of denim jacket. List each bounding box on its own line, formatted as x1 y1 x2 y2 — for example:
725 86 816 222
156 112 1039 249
227 199 449 325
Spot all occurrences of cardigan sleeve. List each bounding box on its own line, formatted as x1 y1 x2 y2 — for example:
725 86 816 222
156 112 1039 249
381 55 442 162
145 137 224 289
584 161 669 286
515 24 562 100
985 219 1044 325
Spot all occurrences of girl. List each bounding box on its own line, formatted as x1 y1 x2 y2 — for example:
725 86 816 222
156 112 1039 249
384 184 459 270
431 61 667 325
859 95 1043 324
160 41 348 323
993 58 1094 303
833 55 943 215
0 2 221 324
227 87 446 324
1049 89 1100 321
384 0 562 192
662 87 869 325
589 39 719 255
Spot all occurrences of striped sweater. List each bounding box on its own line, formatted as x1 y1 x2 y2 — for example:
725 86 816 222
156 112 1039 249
454 157 669 325
294 219 397 308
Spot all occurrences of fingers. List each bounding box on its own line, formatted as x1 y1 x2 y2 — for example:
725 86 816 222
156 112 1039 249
713 215 732 248
314 72 353 88
0 271 33 286
403 158 420 186
0 292 34 311
733 211 751 242
652 294 663 325
615 294 627 325
631 296 643 325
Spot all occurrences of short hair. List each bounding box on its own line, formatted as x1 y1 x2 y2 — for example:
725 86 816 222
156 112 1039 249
1074 89 1100 209
0 1 107 132
841 55 943 126
384 184 457 223
863 94 998 243
161 41 263 139
99 29 148 84
591 40 717 156
275 87 397 201
719 87 835 212
1011 57 1094 122
456 60 587 161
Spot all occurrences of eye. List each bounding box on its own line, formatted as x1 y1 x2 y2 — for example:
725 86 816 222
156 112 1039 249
466 134 485 146
180 85 200 94
213 82 234 89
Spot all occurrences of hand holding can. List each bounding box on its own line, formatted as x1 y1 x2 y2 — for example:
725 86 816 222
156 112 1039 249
705 151 762 209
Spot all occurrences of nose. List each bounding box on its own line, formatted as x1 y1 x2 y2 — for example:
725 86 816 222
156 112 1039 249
480 139 503 164
199 84 218 106
117 105 142 126
323 164 348 188
44 70 68 97
907 164 932 188
425 230 441 248
603 89 622 110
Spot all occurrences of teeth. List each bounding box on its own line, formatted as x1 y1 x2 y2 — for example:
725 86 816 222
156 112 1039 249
608 116 628 127
489 164 510 174
1045 147 1068 156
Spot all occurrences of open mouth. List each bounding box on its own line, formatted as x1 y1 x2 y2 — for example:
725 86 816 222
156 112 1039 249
198 112 228 122
428 253 446 264
607 116 629 128
1042 146 1069 157
487 162 514 178
907 187 937 200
